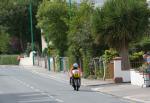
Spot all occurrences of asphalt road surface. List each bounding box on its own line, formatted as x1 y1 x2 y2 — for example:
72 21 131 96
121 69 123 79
0 66 134 103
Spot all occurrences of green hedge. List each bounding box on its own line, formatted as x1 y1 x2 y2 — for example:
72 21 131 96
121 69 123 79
0 55 19 65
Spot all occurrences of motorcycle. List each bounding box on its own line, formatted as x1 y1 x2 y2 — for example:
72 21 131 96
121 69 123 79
71 69 81 91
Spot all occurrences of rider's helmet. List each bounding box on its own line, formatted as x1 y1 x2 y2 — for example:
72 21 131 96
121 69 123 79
73 63 78 68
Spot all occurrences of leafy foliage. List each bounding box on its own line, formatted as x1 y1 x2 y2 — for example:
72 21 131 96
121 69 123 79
37 0 68 56
93 0 150 48
130 36 150 52
0 28 10 53
102 49 118 63
93 0 150 69
130 51 144 62
67 1 94 67
0 0 42 54
129 51 144 68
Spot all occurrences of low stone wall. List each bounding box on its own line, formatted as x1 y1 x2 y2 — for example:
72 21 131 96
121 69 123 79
19 57 33 66
113 57 131 82
19 51 35 66
130 69 150 87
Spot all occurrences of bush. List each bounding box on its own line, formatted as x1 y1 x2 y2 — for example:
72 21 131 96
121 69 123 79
129 51 144 62
0 55 19 65
129 51 144 68
102 49 118 63
82 52 91 78
0 28 10 53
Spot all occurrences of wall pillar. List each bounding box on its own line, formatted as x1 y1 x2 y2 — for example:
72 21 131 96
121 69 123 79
113 57 131 83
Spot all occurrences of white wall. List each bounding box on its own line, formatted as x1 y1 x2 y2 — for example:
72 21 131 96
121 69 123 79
19 52 34 66
50 57 55 71
41 35 47 51
19 57 33 66
131 70 150 87
114 58 131 82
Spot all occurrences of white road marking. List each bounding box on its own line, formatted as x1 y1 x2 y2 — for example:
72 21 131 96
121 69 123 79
13 75 65 103
29 86 34 89
48 95 54 98
40 92 47 95
19 93 47 97
124 96 149 103
55 98 64 103
31 71 68 83
17 99 52 103
25 84 30 87
34 89 40 92
91 88 100 91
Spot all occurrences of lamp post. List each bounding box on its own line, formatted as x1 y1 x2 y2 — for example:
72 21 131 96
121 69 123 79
29 0 34 65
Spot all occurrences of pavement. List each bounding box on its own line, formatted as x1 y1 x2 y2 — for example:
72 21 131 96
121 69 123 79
92 84 150 103
22 65 150 103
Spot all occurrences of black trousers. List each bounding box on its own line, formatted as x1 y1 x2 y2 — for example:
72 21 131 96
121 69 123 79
70 77 81 85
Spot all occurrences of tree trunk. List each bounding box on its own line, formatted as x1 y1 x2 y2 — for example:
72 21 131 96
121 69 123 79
19 33 24 52
119 45 130 70
53 57 56 72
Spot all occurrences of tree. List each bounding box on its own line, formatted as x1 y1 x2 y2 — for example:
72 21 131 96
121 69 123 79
0 0 42 54
68 1 94 57
93 0 150 70
67 1 95 76
0 27 9 53
36 0 68 56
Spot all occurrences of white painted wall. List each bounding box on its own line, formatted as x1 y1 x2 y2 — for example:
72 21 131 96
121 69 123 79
130 70 150 87
41 35 47 52
50 57 55 71
114 59 131 82
19 51 35 66
19 57 33 66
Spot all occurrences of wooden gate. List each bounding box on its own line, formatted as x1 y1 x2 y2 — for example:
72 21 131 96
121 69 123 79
106 61 114 79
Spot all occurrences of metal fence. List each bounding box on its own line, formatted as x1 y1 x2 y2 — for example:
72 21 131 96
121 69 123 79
34 56 69 72
130 61 144 70
88 57 106 79
34 56 116 80
34 56 47 68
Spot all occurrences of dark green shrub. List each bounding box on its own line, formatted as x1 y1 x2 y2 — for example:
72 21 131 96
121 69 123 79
82 54 91 78
0 55 19 65
129 51 144 68
102 49 119 63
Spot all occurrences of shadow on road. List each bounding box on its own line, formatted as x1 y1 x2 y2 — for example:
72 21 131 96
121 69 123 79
0 92 58 103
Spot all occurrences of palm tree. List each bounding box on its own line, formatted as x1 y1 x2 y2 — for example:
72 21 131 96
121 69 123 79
93 0 150 70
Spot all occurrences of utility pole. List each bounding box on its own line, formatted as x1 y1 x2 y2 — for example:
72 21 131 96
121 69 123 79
29 0 34 65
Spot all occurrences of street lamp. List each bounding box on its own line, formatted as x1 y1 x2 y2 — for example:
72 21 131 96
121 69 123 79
29 0 34 65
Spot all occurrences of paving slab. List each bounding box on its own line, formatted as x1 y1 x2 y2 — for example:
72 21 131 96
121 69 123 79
92 83 150 103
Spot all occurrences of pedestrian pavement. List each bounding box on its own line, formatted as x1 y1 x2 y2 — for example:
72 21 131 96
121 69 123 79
92 83 150 103
22 66 150 103
21 66 113 86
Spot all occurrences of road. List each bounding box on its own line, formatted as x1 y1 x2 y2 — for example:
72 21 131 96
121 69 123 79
0 66 135 103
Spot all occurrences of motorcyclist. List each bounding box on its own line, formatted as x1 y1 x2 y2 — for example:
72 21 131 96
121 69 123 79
69 63 82 85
